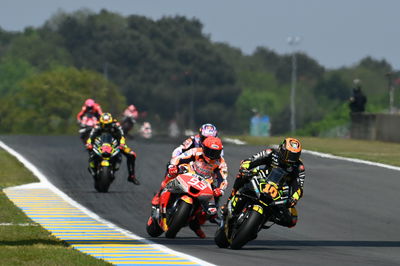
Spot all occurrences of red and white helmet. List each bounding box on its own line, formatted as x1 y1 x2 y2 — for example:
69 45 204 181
85 99 95 108
128 105 136 112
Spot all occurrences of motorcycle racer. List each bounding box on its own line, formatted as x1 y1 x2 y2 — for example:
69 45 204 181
171 123 218 158
226 137 305 228
86 112 140 185
152 136 228 238
123 104 139 120
77 98 103 124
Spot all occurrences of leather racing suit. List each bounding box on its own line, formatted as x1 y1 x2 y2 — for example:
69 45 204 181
231 148 305 228
86 120 138 183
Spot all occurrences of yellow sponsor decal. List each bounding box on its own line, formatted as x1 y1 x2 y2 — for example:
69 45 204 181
162 218 168 231
181 195 193 204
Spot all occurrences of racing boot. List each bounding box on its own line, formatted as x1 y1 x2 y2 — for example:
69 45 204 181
189 219 206 239
127 174 140 185
88 161 97 180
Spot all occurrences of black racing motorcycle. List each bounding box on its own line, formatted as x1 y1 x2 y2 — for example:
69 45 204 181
91 133 121 192
214 167 290 249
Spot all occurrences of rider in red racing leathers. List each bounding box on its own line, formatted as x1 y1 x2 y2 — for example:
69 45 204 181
77 98 103 124
86 112 140 185
152 136 228 238
226 137 305 228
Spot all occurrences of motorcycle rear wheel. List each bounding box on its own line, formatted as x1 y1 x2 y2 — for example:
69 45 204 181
146 217 163 237
165 200 192 238
214 226 230 248
230 209 263 250
95 166 112 193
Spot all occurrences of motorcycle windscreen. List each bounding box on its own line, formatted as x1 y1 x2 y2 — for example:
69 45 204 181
267 168 288 184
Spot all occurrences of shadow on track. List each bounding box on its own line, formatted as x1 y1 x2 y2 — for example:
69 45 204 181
241 240 400 250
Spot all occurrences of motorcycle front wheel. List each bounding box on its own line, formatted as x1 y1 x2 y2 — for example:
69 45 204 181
230 209 263 250
165 200 192 238
95 166 112 193
146 217 163 237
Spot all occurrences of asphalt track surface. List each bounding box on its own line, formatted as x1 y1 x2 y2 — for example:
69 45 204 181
1 135 400 266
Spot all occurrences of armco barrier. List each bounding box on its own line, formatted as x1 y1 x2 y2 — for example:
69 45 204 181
350 113 400 142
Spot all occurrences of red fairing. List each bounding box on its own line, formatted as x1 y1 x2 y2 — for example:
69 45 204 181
160 190 171 212
81 116 98 127
177 174 213 199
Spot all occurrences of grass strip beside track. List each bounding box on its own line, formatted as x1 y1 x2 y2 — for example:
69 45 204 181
236 136 400 167
0 148 111 265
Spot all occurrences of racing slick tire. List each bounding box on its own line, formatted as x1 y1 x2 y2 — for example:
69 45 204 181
230 209 263 250
146 217 163 237
95 166 112 193
165 200 192 239
214 226 230 248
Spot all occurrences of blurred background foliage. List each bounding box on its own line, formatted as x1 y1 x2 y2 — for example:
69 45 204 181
0 9 398 135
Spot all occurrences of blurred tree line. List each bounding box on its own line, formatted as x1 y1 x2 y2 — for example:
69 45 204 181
0 9 398 135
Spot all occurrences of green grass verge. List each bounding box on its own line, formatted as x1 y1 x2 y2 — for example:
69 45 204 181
235 136 400 167
0 148 111 265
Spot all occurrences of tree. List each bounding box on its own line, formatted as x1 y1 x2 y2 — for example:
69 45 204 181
0 67 125 134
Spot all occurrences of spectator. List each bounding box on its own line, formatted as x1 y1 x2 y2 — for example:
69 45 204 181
349 83 367 113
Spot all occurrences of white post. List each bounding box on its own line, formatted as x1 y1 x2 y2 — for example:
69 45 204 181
287 36 301 133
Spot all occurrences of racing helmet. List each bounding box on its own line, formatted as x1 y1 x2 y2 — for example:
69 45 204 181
278 138 302 164
85 99 95 110
202 136 223 161
128 104 136 111
199 123 218 142
99 113 113 129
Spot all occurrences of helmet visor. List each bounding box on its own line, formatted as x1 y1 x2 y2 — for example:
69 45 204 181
283 150 301 163
203 146 221 160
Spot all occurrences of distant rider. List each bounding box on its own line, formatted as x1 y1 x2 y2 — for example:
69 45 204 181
123 104 139 120
77 98 103 124
85 113 140 185
152 136 228 238
226 138 305 228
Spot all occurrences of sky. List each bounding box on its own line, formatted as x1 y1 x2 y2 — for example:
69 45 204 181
1 0 399 70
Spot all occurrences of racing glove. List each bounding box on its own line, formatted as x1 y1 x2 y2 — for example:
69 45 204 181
239 168 253 179
167 164 179 177
240 160 251 170
213 187 223 197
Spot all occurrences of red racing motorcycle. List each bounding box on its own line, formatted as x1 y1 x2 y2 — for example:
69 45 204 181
146 163 214 238
79 114 98 144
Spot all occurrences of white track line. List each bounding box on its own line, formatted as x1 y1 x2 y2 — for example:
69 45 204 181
225 139 400 172
0 140 216 266
302 149 400 172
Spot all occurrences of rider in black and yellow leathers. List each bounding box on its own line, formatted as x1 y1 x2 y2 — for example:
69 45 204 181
86 113 140 185
227 138 305 227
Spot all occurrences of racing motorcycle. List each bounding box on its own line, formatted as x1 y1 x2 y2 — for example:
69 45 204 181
79 114 98 144
214 167 289 249
146 162 214 238
91 133 121 192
